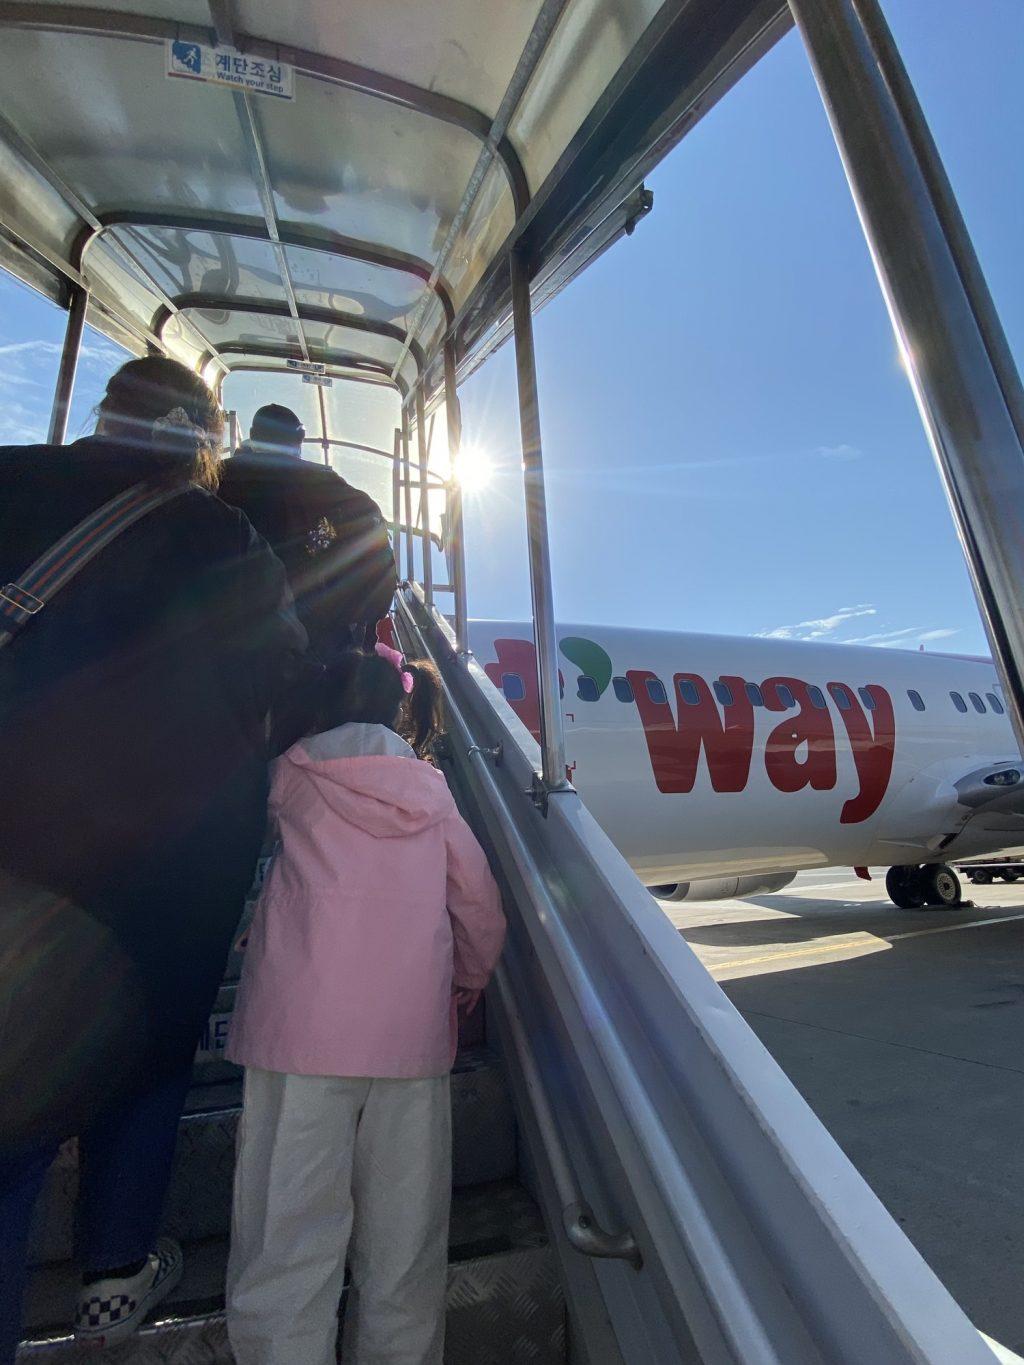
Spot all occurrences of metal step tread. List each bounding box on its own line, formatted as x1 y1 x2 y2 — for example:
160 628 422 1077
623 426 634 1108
28 1048 516 1266
19 1181 565 1364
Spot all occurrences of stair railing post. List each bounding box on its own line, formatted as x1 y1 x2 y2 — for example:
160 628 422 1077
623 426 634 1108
401 404 414 583
414 383 434 608
444 339 470 653
509 247 568 791
391 427 402 575
47 285 88 445
790 0 1024 753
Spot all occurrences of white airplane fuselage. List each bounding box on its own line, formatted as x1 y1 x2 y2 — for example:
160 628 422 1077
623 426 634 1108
471 623 1024 885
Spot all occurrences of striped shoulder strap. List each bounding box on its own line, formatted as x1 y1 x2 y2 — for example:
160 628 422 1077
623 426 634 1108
0 480 192 651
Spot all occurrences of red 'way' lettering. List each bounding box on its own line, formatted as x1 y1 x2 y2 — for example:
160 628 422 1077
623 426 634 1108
627 671 754 793
484 638 543 741
763 676 837 793
829 682 896 824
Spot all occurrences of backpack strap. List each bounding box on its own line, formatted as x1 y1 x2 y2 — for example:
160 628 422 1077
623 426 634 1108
0 480 192 651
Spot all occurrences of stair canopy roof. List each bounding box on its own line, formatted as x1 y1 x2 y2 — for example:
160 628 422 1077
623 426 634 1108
0 0 789 405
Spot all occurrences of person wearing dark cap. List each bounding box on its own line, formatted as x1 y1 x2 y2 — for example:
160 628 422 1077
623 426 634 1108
218 405 397 661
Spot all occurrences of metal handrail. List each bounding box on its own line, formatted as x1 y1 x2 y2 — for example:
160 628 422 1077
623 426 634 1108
397 588 999 1364
491 957 641 1269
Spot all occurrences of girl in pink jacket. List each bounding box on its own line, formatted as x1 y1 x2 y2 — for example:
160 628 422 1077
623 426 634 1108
225 646 505 1365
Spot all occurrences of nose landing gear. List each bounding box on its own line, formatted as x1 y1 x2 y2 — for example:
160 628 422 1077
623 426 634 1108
885 863 963 909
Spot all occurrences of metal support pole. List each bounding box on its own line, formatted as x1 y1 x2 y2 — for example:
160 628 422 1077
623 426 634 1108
227 410 239 454
444 339 470 653
391 428 402 575
509 247 569 789
414 384 434 607
401 405 414 583
47 285 88 445
790 0 1024 754
316 381 330 466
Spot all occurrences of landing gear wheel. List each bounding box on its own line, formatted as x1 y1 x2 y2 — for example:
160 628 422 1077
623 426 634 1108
918 863 962 909
1002 871 1019 883
972 869 992 884
886 865 926 910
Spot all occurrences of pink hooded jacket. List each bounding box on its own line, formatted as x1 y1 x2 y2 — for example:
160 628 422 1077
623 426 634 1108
227 723 505 1079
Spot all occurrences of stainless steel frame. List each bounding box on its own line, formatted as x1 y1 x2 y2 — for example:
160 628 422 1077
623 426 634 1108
159 295 424 373
46 282 87 444
790 0 1024 754
401 405 414 582
79 211 457 326
444 338 470 653
0 3 529 207
391 428 402 575
414 384 433 606
509 247 568 792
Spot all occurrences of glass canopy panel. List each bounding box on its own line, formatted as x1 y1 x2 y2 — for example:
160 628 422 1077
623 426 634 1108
108 228 287 307
509 0 663 192
182 307 302 351
0 137 80 264
232 0 545 118
255 80 495 285
0 31 266 220
283 247 425 330
444 160 516 305
222 367 400 511
51 0 212 20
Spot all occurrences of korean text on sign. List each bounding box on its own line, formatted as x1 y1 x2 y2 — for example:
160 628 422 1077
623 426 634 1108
166 40 295 100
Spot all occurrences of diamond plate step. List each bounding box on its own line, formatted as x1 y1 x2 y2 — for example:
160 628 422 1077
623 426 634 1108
19 1182 565 1364
27 1048 515 1265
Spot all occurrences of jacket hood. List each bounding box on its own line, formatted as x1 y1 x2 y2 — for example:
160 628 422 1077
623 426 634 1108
279 723 452 837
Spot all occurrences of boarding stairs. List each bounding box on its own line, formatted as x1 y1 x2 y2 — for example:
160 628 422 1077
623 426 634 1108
18 850 565 1362
17 586 1009 1363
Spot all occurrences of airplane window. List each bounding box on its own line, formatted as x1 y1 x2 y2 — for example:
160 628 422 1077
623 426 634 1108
645 679 668 705
677 679 700 706
774 683 796 708
828 683 852 710
577 676 600 702
858 687 876 710
613 676 634 703
807 686 827 710
907 689 926 712
713 680 733 706
950 691 968 713
988 693 1005 715
969 691 986 714
502 673 525 702
745 682 764 707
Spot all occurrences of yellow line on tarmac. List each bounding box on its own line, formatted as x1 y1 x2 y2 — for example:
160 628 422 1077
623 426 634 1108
707 911 1024 977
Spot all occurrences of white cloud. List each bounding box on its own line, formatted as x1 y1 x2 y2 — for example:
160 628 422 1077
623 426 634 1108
0 339 61 360
815 442 862 461
757 604 876 640
758 607 958 652
842 626 959 649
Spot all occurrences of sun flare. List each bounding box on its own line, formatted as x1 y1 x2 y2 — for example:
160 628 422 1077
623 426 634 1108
451 441 493 493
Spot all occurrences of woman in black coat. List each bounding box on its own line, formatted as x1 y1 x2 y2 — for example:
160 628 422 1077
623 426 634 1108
0 357 306 1357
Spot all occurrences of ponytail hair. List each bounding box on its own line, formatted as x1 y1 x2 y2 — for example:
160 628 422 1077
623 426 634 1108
95 357 223 490
309 648 444 760
401 659 443 761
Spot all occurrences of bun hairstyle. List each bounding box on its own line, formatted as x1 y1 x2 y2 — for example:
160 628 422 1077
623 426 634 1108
96 357 223 490
312 649 444 761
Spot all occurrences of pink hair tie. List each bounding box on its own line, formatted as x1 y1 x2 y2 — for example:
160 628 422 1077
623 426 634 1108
375 641 414 694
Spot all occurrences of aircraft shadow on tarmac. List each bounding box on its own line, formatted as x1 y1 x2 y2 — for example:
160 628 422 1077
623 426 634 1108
677 894 1012 949
717 923 1024 1354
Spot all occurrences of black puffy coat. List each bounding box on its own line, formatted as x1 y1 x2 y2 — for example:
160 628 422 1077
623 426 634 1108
218 445 397 657
0 438 305 1143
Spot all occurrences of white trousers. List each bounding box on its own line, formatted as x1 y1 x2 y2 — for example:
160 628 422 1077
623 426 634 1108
226 1069 451 1365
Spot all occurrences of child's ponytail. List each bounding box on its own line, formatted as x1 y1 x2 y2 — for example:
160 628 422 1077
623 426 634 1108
401 660 443 761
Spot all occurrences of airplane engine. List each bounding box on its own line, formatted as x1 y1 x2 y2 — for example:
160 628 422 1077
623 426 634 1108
650 872 797 902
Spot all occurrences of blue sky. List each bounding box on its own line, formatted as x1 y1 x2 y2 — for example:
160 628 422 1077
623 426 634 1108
1 1 1021 656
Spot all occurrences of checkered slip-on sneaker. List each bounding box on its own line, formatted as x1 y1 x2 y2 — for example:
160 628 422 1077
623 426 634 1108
73 1238 183 1348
